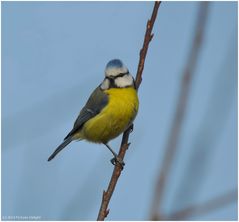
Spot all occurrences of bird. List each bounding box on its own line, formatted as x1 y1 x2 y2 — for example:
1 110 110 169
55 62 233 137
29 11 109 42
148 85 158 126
48 59 139 167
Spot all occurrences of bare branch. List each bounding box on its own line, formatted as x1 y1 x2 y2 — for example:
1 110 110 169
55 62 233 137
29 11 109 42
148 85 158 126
149 2 209 220
166 189 237 220
135 1 161 89
97 2 161 220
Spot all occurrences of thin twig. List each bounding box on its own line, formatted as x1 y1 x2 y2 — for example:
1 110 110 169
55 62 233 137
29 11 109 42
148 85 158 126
166 189 237 220
135 1 161 90
149 2 209 220
97 1 161 220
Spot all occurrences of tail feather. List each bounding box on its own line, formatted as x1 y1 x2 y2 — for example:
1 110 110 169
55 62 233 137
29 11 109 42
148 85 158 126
48 137 73 161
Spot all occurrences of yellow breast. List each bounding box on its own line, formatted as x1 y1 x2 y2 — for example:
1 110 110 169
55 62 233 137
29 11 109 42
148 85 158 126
80 87 139 143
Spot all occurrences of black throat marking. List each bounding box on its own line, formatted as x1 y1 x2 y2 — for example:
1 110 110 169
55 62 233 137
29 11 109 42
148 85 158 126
106 71 129 88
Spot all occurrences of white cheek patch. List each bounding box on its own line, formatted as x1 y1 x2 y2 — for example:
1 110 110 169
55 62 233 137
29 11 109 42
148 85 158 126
100 79 110 90
105 66 128 77
115 75 134 88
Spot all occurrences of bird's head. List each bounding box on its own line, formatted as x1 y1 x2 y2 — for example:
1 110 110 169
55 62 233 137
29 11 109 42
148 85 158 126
100 59 135 90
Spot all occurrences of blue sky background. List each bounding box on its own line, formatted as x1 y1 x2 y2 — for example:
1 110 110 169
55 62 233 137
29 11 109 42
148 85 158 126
2 1 237 220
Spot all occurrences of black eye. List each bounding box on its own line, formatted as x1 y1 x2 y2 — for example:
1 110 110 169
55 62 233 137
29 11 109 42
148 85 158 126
116 71 129 78
106 71 129 80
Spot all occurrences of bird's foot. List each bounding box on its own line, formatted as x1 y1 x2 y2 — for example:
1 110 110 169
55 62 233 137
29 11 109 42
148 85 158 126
110 156 125 169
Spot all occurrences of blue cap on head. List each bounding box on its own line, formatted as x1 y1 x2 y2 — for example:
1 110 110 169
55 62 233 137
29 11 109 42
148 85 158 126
105 59 128 77
106 59 124 69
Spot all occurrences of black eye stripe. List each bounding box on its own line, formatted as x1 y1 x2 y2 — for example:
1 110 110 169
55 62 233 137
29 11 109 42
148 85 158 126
106 71 129 79
116 72 128 78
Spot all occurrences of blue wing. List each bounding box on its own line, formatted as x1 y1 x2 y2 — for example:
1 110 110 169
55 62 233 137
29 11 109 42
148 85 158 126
64 86 108 140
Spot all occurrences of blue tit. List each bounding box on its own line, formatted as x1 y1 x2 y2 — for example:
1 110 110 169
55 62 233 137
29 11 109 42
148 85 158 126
48 59 139 166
